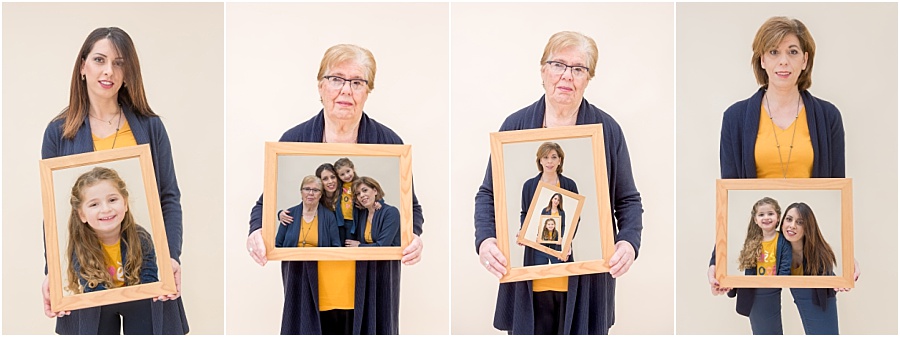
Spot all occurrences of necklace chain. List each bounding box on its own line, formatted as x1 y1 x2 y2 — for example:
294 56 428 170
763 92 801 179
300 214 315 247
91 105 123 151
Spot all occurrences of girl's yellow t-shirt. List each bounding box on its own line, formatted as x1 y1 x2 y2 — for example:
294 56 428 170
100 240 126 288
341 182 354 220
756 233 780 276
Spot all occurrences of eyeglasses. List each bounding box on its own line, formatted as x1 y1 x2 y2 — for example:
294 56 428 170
302 187 322 194
323 75 369 92
545 61 590 78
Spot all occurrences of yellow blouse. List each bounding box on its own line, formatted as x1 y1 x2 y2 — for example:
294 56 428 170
298 216 318 248
101 240 126 288
92 118 138 150
364 218 373 244
755 106 814 178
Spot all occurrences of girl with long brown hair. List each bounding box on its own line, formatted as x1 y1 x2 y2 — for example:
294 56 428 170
66 167 158 333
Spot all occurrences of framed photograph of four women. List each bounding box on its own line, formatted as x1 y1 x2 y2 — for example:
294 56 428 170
261 142 414 260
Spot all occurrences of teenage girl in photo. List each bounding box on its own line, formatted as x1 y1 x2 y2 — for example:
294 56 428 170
66 167 159 334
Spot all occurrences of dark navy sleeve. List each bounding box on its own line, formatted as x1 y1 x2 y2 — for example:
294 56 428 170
608 123 644 259
474 158 497 254
359 206 401 247
778 237 792 276
826 104 846 178
148 118 184 263
274 216 288 248
249 129 300 234
139 228 160 284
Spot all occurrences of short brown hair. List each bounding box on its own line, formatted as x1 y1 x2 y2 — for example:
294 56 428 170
540 31 599 79
535 142 565 174
751 17 816 91
353 176 385 202
316 44 377 92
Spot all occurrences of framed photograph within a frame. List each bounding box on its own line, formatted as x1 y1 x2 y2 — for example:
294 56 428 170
262 142 413 260
490 124 615 283
39 145 176 312
516 182 586 261
715 178 854 288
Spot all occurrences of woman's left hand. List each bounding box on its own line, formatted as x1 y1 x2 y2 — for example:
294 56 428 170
835 259 861 292
401 234 423 266
609 241 635 278
154 258 181 301
345 240 360 247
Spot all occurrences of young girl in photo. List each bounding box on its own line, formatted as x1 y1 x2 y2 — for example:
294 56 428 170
66 167 158 334
726 197 792 334
780 202 840 334
540 218 559 242
334 157 360 241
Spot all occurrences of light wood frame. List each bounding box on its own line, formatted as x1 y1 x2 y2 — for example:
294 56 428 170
39 145 176 312
490 124 615 283
517 182 585 259
715 178 854 288
535 215 562 244
262 142 413 260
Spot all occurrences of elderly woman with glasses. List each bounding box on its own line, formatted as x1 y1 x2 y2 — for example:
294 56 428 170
474 31 644 334
247 44 425 335
275 175 341 249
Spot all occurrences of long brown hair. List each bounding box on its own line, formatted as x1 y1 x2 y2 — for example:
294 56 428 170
541 218 558 240
66 167 143 293
543 193 564 213
316 163 339 211
57 27 157 139
737 197 782 270
780 202 836 275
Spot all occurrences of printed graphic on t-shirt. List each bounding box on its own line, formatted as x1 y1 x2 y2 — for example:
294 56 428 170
757 235 778 276
107 261 125 283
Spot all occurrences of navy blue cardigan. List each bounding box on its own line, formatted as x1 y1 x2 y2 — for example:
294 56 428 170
713 88 843 315
248 110 425 334
77 226 159 292
474 96 644 334
41 106 188 334
522 174 576 265
725 234 792 316
355 202 401 247
275 204 341 248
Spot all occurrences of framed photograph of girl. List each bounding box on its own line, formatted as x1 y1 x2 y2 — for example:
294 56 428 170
39 145 176 312
261 142 414 261
490 124 615 283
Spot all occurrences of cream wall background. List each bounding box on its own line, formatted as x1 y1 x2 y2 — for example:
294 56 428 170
224 3 450 334
676 3 897 334
450 3 674 334
1 2 225 334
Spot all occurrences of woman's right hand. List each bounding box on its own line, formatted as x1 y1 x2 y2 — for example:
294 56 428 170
42 277 70 318
708 265 730 295
247 229 267 266
479 238 507 279
278 210 293 225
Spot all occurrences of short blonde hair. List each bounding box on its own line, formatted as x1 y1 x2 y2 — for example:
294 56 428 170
316 44 377 92
535 142 565 174
540 31 599 79
751 17 816 91
300 175 323 191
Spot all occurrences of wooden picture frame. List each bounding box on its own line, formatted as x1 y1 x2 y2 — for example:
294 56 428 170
535 215 562 245
715 178 854 288
262 142 413 260
39 145 176 312
517 182 585 259
490 124 615 283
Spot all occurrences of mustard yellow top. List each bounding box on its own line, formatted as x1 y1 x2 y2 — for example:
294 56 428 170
318 261 356 311
755 106 814 178
298 216 318 248
364 218 373 244
101 240 126 288
791 263 804 276
534 181 568 292
92 118 138 150
756 233 780 276
341 182 354 220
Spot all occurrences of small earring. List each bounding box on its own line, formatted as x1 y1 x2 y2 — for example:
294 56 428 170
81 74 86 81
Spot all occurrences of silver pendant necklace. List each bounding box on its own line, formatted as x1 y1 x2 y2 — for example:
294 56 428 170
763 92 801 179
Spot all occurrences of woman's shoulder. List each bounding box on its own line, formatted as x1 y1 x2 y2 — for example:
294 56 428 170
722 89 765 122
804 91 842 117
360 113 404 144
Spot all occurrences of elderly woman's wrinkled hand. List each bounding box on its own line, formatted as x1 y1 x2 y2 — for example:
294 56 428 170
479 238 507 279
247 229 267 266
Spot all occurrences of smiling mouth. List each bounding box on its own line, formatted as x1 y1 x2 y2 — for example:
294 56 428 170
99 215 116 221
99 80 115 89
775 71 791 78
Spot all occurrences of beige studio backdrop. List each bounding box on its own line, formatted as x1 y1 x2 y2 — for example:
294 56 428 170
1 2 225 334
675 3 897 334
449 3 674 334
224 3 450 334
